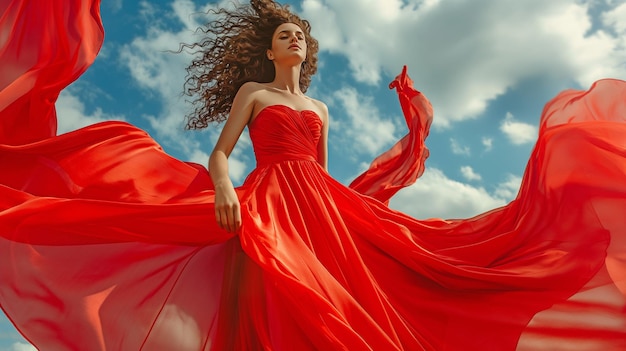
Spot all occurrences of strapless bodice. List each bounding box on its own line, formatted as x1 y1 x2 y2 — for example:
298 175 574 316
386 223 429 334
248 105 322 166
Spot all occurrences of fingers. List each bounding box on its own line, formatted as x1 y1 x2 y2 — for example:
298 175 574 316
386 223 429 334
215 202 241 232
214 184 242 232
232 205 242 232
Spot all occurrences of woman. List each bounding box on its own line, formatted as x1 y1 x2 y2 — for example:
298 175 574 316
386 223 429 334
1 0 626 350
183 2 329 233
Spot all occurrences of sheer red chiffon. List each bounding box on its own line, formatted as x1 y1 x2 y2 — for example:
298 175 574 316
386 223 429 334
1 1 626 350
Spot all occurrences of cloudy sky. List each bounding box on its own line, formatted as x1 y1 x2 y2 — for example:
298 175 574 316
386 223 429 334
2 0 626 349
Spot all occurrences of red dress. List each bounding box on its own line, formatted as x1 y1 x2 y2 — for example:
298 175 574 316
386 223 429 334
1 1 626 350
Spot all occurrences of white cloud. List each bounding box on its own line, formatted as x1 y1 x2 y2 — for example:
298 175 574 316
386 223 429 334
482 137 493 152
56 90 125 134
108 0 123 12
603 2 626 33
389 168 506 220
171 0 203 31
500 112 537 145
494 174 522 200
460 165 482 181
332 87 398 156
2 342 37 351
301 0 626 127
450 138 470 156
137 1 159 22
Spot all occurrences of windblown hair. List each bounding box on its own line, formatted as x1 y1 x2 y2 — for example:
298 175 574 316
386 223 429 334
183 0 319 129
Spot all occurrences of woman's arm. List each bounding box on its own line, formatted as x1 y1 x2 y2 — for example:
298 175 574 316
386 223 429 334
209 82 257 232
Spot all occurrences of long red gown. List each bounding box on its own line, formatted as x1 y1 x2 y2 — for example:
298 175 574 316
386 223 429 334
1 0 626 350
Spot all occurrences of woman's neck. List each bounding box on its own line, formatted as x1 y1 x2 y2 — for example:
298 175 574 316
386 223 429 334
270 65 303 95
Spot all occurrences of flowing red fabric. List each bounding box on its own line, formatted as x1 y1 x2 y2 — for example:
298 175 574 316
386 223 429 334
349 65 433 204
1 1 626 350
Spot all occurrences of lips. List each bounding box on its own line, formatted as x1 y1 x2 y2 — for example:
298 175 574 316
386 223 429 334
289 44 300 49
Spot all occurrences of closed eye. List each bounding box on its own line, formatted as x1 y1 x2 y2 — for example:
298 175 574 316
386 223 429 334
277 30 305 40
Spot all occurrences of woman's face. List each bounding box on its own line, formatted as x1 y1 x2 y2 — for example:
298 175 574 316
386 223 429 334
268 22 307 65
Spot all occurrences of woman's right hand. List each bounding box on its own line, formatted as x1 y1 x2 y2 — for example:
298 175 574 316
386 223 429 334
214 181 242 232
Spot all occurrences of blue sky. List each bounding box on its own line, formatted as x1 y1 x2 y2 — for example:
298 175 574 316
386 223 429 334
2 0 626 349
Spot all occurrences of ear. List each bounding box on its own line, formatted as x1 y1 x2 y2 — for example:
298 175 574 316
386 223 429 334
266 49 274 61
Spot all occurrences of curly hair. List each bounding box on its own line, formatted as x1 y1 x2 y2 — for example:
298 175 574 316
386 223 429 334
183 0 319 129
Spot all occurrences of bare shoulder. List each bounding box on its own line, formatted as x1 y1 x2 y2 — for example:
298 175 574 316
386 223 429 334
231 82 268 114
237 81 266 97
230 82 268 124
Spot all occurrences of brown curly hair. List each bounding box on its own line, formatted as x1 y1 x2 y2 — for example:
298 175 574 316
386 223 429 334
183 0 319 129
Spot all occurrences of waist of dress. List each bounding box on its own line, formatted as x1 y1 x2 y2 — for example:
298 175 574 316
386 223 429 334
255 153 318 166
